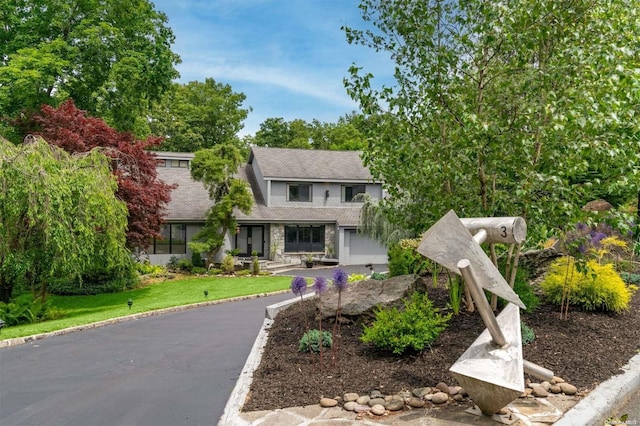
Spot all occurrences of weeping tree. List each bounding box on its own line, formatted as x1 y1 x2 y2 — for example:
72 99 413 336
0 136 131 302
344 0 640 242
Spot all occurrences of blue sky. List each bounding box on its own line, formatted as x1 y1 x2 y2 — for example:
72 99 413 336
151 0 393 136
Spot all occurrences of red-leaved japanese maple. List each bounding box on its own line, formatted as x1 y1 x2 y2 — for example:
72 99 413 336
27 99 174 249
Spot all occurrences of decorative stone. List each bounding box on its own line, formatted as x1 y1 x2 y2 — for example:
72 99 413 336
412 387 431 398
496 407 509 415
343 401 357 411
370 390 383 399
356 395 370 405
385 398 404 411
553 376 565 383
435 382 449 393
448 386 460 395
431 392 449 404
397 390 412 399
541 381 551 391
408 397 425 408
368 398 386 407
354 404 371 413
549 384 562 394
371 404 386 416
320 397 338 407
559 383 578 395
343 393 359 402
453 394 464 402
528 382 541 389
531 386 548 398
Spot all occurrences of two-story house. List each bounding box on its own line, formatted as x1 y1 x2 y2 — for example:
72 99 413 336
145 147 388 266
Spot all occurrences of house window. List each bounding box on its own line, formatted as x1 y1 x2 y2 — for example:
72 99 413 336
342 184 366 202
156 159 166 167
284 225 324 252
170 159 189 168
150 223 186 254
287 183 312 202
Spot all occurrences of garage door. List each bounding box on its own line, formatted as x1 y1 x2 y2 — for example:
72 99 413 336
346 230 388 265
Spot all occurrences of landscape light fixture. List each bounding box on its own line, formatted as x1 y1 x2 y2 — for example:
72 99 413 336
127 299 133 309
204 290 209 298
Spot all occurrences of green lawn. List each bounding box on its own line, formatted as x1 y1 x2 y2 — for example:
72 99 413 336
0 275 293 340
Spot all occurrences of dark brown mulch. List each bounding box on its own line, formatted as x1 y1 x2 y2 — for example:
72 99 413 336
243 275 640 412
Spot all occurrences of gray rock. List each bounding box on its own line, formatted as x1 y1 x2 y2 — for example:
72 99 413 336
385 398 404 411
408 397 425 408
319 275 423 318
412 387 431 398
354 404 371 413
448 386 460 395
371 404 386 416
453 394 463 402
370 390 383 399
431 392 449 404
397 390 412 399
356 395 370 405
320 397 338 407
343 401 357 411
368 397 386 407
343 392 359 402
559 383 577 395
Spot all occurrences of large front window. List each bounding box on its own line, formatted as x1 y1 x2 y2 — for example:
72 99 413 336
150 223 186 254
287 183 312 202
285 225 324 252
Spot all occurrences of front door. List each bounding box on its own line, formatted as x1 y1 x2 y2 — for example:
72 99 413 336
236 225 264 257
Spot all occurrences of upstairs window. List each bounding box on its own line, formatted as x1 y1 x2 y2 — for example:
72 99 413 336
287 183 312 202
342 184 366 202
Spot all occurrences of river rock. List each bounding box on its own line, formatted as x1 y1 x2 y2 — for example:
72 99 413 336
385 397 404 411
412 387 431 398
356 395 370 405
354 404 371 413
431 392 449 404
320 397 338 407
369 397 386 407
343 401 357 411
408 397 425 408
549 384 562 394
559 383 577 395
343 392 359 402
370 390 383 398
532 386 548 397
371 404 386 416
435 382 449 393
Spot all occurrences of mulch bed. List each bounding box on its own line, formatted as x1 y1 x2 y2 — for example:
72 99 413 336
243 275 640 412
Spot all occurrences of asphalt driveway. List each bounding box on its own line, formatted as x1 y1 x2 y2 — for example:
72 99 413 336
0 292 293 426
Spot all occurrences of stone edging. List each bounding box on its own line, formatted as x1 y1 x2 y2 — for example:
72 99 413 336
0 290 291 349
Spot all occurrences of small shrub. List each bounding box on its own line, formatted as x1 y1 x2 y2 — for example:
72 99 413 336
361 292 451 355
299 329 333 353
388 240 431 277
167 256 179 270
135 260 166 276
621 272 640 285
207 268 223 275
521 322 536 345
541 257 632 313
251 253 260 275
348 273 367 283
221 254 235 274
49 267 138 295
0 294 58 326
176 258 193 273
236 269 251 276
191 252 205 268
370 272 387 280
191 266 207 275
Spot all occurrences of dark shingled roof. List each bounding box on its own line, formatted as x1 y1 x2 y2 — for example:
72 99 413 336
156 166 212 221
249 146 374 182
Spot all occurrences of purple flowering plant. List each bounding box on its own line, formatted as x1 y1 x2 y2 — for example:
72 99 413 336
290 276 308 298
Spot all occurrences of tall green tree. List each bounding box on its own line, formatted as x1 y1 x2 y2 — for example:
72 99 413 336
0 0 180 134
149 79 250 152
188 144 253 266
0 136 131 302
344 0 640 240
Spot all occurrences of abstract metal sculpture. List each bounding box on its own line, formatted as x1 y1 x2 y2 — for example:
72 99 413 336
418 210 553 422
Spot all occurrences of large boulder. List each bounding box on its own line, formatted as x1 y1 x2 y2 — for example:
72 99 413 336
318 274 423 319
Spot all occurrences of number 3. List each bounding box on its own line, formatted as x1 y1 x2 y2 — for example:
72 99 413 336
500 226 507 238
